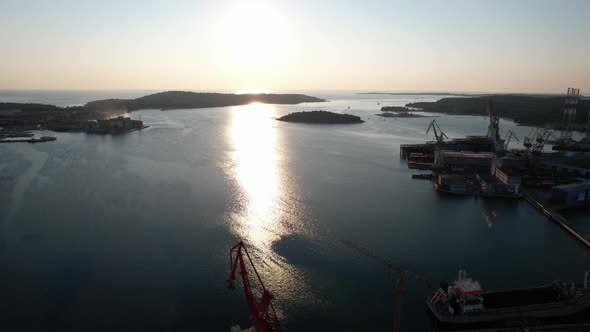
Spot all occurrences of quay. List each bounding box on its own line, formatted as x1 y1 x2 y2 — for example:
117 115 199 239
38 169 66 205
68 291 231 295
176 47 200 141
522 190 590 249
399 98 590 249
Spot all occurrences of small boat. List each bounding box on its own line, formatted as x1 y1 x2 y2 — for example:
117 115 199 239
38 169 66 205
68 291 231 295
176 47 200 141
427 270 590 328
27 136 57 143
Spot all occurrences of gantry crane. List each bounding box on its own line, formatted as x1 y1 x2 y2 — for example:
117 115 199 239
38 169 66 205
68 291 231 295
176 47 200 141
342 240 431 332
227 241 283 332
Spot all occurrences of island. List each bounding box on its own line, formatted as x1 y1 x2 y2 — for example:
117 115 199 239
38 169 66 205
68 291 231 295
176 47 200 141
277 111 364 124
405 95 590 130
0 91 326 133
83 91 325 113
377 106 438 118
376 111 437 118
381 106 413 112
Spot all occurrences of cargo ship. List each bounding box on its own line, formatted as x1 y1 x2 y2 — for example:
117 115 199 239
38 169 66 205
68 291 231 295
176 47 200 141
427 270 590 329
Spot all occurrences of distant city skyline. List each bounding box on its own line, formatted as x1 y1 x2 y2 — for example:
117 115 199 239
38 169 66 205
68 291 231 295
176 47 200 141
1 0 589 93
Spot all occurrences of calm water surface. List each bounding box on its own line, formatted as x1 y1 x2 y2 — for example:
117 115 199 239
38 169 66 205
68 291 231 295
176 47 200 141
0 91 589 331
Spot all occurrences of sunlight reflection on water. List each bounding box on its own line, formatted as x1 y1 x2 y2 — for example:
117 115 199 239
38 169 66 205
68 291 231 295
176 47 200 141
226 103 313 313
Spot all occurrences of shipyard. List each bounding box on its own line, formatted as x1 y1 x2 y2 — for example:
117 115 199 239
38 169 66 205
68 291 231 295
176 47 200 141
397 89 590 253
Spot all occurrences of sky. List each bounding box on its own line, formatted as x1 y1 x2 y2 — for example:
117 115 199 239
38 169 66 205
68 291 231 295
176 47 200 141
0 0 589 93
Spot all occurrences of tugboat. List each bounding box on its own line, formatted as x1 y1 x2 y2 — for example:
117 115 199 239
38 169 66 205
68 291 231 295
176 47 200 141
427 270 590 329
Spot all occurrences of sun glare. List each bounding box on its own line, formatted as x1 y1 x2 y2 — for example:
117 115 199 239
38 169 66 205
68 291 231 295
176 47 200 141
236 87 272 94
217 1 290 68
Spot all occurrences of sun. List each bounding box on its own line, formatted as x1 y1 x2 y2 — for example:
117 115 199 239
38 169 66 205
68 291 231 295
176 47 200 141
236 87 272 94
217 1 289 68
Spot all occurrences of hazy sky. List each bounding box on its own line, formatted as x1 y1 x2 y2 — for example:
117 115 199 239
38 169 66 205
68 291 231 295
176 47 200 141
1 0 589 93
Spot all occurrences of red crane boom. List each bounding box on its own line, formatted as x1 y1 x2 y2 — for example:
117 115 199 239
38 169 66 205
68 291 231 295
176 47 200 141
227 241 283 332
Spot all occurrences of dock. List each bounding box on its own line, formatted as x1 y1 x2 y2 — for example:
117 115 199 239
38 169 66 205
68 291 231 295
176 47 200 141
523 190 590 249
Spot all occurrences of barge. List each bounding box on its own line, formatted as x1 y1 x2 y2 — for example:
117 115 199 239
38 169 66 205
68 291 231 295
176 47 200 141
0 135 57 143
427 270 590 329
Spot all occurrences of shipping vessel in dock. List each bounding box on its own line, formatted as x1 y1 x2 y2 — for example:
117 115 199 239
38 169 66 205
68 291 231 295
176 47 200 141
428 270 590 330
400 136 495 161
401 104 503 171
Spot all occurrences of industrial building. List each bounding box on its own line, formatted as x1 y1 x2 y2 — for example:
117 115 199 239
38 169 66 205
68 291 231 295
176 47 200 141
540 153 590 177
551 182 590 206
491 165 523 195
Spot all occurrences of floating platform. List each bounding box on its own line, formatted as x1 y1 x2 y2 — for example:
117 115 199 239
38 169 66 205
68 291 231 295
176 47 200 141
0 136 57 143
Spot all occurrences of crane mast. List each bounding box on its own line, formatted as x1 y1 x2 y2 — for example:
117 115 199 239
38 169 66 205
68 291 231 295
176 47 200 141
342 240 430 332
227 241 283 332
426 119 448 144
426 120 448 168
503 130 519 150
486 101 502 152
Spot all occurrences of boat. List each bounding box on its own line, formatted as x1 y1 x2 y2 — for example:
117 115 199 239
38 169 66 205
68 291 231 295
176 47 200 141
27 136 57 143
427 270 590 329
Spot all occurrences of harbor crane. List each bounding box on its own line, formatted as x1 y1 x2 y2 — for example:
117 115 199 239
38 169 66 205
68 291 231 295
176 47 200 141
486 101 502 152
524 128 555 153
426 119 448 144
426 120 448 168
502 130 519 150
342 240 431 332
227 241 283 332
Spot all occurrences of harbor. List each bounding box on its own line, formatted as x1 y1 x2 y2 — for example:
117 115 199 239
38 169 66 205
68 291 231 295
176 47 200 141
2 92 589 332
2 1 590 330
400 90 590 251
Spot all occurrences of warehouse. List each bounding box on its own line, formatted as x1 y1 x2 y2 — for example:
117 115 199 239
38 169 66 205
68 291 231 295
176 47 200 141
551 182 590 206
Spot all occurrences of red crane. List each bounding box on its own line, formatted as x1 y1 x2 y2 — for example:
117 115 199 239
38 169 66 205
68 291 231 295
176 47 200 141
227 241 283 332
342 240 431 332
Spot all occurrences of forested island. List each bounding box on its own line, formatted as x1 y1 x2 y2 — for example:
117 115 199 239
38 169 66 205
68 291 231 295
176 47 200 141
277 111 364 124
84 91 325 113
0 91 326 131
376 112 436 118
381 106 412 112
406 95 590 130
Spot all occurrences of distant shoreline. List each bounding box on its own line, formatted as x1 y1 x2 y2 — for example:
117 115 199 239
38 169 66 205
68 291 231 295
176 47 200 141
359 92 590 98
359 92 480 97
404 95 590 131
0 91 327 131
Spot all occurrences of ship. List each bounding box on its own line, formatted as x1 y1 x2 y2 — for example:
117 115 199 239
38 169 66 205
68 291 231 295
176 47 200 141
427 270 590 329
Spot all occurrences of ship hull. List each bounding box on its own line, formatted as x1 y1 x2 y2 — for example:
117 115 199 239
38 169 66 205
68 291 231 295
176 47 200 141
427 284 590 327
